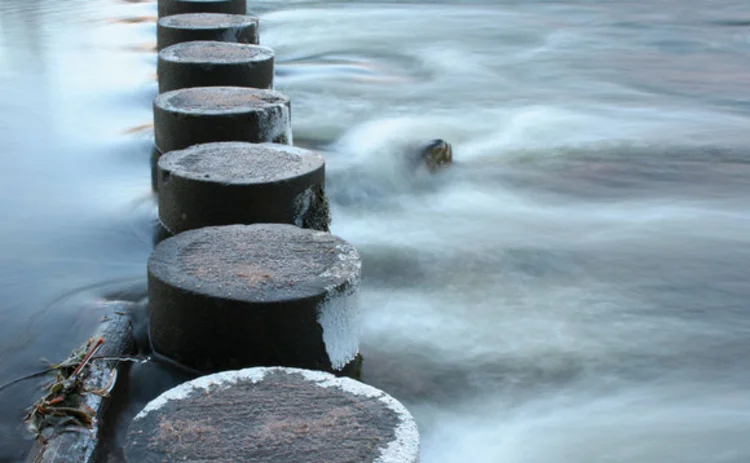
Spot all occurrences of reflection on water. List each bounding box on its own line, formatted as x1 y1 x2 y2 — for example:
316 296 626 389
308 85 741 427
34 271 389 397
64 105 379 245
2 0 750 461
0 0 158 460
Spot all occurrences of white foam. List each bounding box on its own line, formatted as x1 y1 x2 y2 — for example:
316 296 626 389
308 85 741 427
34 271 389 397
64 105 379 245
279 104 293 145
221 20 257 44
253 98 292 144
317 244 362 369
317 286 360 370
318 243 362 286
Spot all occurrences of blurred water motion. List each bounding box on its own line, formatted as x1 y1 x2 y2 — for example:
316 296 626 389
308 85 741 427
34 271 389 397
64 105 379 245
2 0 750 461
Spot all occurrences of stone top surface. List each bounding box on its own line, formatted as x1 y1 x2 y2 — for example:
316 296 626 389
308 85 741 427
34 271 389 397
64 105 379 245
127 367 419 463
160 41 273 63
148 224 360 302
159 142 324 184
158 12 257 29
154 86 289 115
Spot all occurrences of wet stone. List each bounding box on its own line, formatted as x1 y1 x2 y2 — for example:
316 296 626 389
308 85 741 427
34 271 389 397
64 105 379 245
158 142 330 234
158 0 247 18
153 86 292 153
124 367 420 463
157 13 259 51
158 41 275 93
148 224 361 374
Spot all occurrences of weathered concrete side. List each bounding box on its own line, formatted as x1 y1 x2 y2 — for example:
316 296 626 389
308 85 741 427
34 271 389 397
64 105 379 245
148 224 362 375
153 86 292 154
158 0 247 18
157 142 330 233
158 41 275 92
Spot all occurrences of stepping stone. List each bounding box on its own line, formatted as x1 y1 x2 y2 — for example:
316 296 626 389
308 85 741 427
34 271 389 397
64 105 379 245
158 41 274 93
153 86 292 154
148 224 361 374
125 367 420 463
158 142 330 234
157 13 258 51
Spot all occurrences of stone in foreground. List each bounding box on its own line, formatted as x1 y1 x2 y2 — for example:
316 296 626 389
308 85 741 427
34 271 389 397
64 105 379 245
157 13 259 51
158 41 274 93
158 142 330 234
148 224 361 374
158 0 246 18
125 367 419 463
153 86 291 153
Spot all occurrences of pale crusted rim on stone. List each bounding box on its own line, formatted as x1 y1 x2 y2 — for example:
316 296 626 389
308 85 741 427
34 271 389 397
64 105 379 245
134 367 420 463
159 13 258 29
148 224 359 302
160 41 274 64
154 86 290 115
158 141 324 184
318 242 362 291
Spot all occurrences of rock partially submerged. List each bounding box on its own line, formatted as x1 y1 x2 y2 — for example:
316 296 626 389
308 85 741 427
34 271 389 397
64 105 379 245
415 138 453 172
324 137 455 207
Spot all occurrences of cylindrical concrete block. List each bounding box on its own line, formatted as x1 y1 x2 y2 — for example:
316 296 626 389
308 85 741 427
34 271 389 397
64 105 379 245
158 142 331 233
158 0 246 18
125 367 419 463
153 86 292 154
150 145 161 192
148 224 361 374
157 13 258 51
158 41 274 93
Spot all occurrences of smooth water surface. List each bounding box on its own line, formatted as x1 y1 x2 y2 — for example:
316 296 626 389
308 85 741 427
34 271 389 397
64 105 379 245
1 0 750 461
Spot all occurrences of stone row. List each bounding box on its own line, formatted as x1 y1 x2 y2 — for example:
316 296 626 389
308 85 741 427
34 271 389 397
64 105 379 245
124 1 420 462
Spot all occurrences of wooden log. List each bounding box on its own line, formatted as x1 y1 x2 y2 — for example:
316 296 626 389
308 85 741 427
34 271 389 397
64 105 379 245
124 367 420 463
24 307 137 463
157 13 259 51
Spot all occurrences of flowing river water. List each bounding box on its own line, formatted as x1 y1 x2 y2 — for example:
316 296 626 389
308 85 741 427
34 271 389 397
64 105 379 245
2 0 750 461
